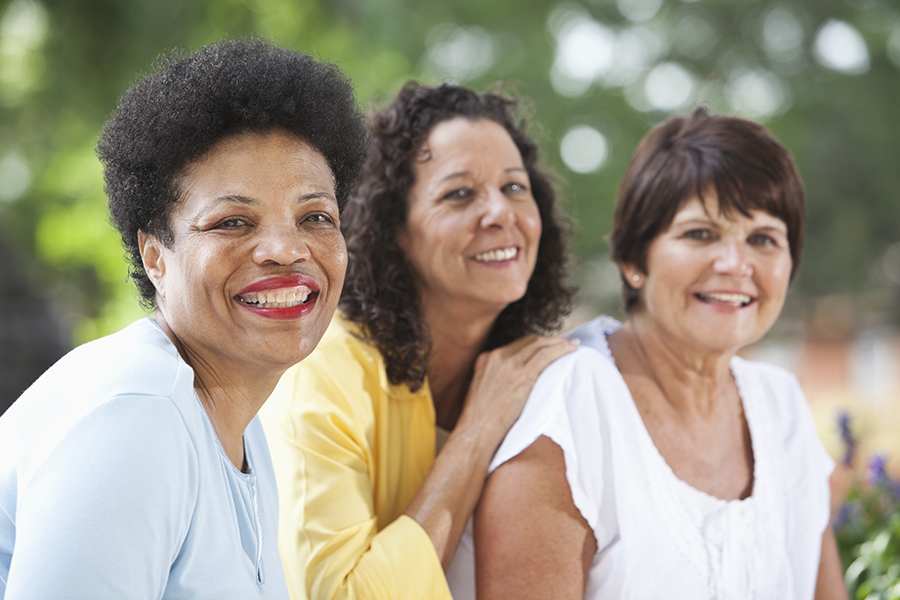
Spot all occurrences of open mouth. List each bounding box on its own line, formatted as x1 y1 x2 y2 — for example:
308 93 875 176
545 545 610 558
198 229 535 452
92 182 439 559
237 286 318 309
695 292 754 308
474 247 518 262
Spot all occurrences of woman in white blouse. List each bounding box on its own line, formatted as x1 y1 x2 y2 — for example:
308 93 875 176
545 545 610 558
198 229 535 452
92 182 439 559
469 108 847 599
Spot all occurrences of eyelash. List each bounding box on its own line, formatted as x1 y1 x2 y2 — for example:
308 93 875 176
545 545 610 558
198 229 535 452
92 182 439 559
304 213 336 226
684 229 711 240
441 181 529 201
442 188 471 201
217 218 248 229
748 233 777 247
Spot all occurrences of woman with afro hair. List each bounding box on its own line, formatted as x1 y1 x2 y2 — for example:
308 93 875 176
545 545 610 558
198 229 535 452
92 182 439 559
0 38 366 599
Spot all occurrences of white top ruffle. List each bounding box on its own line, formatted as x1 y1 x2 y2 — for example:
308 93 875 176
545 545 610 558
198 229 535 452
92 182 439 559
447 316 834 600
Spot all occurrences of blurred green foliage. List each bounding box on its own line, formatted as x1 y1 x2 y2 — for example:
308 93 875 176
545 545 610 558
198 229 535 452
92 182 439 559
1 0 899 345
837 468 900 598
834 414 900 598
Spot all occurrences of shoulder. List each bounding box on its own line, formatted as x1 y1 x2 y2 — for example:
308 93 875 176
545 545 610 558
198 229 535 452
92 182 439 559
492 344 620 473
569 315 622 357
18 318 185 406
731 356 807 424
4 319 198 456
732 356 833 474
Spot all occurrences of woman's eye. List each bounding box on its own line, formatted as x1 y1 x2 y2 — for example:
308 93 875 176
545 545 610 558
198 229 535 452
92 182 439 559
684 228 711 240
217 218 248 229
304 213 335 225
503 181 529 194
442 187 471 201
748 233 777 247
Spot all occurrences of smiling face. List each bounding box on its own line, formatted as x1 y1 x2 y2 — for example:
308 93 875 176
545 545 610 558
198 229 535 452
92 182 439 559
396 117 542 321
623 192 793 355
139 129 346 376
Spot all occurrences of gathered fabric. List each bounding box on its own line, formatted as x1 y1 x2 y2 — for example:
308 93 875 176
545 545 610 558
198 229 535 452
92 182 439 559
449 316 834 600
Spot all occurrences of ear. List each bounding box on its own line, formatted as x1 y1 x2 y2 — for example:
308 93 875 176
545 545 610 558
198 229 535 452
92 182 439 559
620 263 644 289
138 230 167 300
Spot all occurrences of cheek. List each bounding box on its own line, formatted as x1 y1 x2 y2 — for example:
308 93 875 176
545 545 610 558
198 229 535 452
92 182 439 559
521 202 542 243
318 232 349 281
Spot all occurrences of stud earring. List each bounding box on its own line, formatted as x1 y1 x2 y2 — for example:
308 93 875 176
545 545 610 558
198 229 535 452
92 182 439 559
631 274 640 283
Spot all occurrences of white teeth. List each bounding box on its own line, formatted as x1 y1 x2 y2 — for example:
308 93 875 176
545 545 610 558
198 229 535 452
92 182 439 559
474 247 518 262
239 286 313 308
699 292 753 306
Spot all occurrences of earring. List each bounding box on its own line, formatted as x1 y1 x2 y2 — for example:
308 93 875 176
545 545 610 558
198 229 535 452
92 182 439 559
631 274 640 283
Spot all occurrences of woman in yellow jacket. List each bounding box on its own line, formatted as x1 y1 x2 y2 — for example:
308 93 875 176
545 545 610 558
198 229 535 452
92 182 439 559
261 82 578 599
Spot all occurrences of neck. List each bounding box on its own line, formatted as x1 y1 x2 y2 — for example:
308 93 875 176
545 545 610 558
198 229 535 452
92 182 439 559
422 301 499 430
154 311 282 471
611 314 736 418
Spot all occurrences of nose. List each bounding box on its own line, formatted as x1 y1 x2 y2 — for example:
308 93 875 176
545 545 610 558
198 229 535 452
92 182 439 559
478 187 515 229
251 223 311 265
713 240 752 278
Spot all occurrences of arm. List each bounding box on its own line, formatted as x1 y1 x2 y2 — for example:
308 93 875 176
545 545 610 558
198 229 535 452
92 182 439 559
263 333 575 600
475 435 596 600
814 526 848 600
403 335 579 568
5 397 195 600
264 354 455 600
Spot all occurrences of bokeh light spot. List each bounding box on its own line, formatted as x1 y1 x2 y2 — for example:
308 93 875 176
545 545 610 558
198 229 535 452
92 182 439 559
726 69 790 120
644 62 696 111
0 152 31 201
425 24 495 82
813 20 870 75
560 125 609 174
616 0 662 23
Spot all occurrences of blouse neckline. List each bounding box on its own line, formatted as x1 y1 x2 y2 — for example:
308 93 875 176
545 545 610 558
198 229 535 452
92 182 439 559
586 316 789 598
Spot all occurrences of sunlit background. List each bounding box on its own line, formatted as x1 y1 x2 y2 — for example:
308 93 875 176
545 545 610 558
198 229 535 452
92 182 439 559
1 0 899 569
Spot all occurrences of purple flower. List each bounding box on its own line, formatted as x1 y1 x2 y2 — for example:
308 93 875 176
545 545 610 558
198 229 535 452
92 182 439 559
868 453 889 486
833 502 854 530
837 411 857 467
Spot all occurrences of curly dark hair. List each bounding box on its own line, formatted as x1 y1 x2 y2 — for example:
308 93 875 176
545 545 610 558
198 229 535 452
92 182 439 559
340 82 576 391
97 38 367 307
611 106 805 312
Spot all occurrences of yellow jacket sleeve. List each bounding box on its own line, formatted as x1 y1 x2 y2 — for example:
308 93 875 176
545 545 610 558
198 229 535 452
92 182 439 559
261 318 453 600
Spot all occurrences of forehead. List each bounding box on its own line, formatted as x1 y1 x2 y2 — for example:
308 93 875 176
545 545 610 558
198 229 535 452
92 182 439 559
415 117 523 176
177 130 334 201
672 194 786 229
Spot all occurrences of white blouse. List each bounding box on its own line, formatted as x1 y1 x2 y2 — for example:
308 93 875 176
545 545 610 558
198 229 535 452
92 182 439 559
448 316 834 600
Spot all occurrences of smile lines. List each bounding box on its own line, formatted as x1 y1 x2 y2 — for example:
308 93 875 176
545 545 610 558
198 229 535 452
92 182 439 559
474 247 518 262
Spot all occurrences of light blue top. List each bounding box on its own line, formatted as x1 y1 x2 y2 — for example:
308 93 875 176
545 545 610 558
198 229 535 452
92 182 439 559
0 318 288 600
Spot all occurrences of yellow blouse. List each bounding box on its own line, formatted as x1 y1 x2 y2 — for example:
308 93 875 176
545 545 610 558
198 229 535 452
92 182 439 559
260 314 453 600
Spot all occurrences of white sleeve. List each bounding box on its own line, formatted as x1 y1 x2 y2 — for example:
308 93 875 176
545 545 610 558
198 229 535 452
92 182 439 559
489 346 613 540
5 396 198 600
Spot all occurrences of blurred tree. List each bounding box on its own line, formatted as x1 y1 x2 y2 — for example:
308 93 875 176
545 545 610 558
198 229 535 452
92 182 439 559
1 0 899 410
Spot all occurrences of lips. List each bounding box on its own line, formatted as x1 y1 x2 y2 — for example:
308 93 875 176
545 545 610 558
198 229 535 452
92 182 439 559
695 291 755 307
235 275 320 319
474 246 518 262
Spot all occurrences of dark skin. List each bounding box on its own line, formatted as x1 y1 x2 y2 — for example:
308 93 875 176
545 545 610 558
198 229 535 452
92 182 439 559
139 130 347 470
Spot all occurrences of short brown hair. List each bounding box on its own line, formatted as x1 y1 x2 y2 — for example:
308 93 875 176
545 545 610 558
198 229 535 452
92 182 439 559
610 107 805 312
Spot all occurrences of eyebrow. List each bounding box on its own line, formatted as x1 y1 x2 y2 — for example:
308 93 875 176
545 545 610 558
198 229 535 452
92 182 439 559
215 191 336 204
673 216 787 232
438 166 527 183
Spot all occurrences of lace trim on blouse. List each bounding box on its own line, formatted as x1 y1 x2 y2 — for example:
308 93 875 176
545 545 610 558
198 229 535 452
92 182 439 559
592 317 792 599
